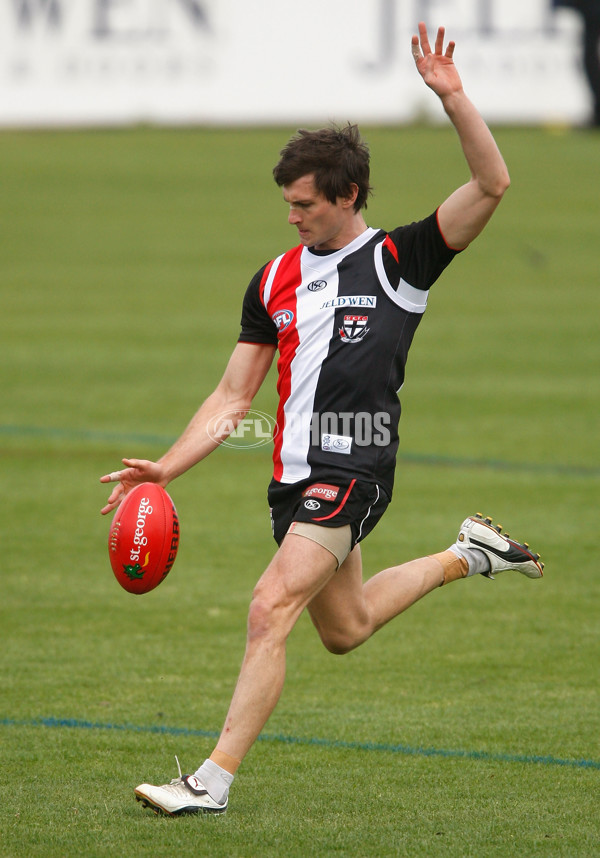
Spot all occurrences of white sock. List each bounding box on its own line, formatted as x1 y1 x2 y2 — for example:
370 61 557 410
193 759 234 804
449 544 491 576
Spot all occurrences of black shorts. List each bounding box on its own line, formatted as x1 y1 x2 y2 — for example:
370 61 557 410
268 476 391 548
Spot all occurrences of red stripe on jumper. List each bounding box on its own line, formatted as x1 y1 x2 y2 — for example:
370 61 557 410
313 479 356 521
267 245 303 481
382 234 398 262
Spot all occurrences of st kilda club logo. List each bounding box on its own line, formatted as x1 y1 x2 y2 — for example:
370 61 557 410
339 314 369 343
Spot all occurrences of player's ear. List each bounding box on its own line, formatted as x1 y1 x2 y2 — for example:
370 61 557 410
341 183 359 209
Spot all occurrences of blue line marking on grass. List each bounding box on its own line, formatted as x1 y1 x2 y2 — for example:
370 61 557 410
0 424 177 448
1 716 599 771
2 423 599 478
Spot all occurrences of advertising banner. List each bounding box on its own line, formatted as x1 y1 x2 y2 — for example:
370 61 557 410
0 0 590 126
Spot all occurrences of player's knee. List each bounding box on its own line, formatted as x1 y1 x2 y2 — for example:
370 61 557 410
246 586 293 644
318 627 361 655
246 594 276 641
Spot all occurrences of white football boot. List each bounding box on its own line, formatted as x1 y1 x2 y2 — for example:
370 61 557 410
135 758 228 816
456 513 544 580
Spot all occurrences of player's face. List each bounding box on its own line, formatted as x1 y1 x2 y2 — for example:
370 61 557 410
283 175 353 251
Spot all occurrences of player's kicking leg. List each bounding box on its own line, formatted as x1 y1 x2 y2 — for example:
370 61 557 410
308 513 543 653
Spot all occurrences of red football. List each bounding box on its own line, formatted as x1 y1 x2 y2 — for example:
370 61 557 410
108 483 180 594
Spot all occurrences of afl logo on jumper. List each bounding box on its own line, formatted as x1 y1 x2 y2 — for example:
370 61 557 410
307 280 327 292
340 314 369 343
272 309 294 331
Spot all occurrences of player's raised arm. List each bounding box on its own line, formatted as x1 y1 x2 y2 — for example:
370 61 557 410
411 22 510 250
100 341 276 515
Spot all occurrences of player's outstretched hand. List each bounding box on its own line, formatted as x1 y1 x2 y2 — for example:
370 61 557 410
100 458 165 515
411 22 463 98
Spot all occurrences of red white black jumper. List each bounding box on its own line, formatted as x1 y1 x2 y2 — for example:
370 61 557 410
239 211 459 500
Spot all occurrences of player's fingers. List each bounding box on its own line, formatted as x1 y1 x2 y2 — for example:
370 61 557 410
99 472 119 484
434 26 445 55
418 21 431 54
411 34 421 61
100 458 156 488
100 470 125 483
121 457 140 469
100 486 124 515
445 40 455 60
121 457 153 474
101 499 121 516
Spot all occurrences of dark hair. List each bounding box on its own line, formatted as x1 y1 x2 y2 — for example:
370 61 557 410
272 123 372 212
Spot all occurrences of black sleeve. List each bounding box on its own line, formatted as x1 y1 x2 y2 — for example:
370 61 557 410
238 264 279 346
383 211 461 292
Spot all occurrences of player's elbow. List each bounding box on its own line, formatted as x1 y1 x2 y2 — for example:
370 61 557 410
482 168 510 200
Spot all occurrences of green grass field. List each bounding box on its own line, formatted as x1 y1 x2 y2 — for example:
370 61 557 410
1 124 599 857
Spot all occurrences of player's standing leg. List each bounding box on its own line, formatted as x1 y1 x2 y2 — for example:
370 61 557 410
134 534 339 815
